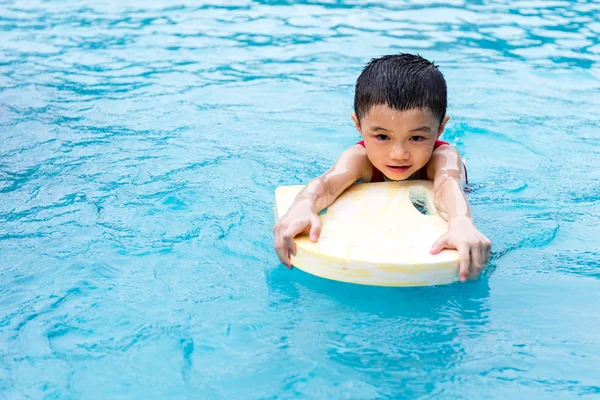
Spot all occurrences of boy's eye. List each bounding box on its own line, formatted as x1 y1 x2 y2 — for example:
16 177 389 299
411 136 426 142
375 134 389 141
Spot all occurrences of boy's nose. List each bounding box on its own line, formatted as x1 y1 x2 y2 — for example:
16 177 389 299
390 145 409 160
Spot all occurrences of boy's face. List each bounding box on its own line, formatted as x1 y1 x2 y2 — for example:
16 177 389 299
352 105 449 181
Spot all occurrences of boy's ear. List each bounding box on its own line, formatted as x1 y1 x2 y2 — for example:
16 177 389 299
437 115 450 138
351 112 362 134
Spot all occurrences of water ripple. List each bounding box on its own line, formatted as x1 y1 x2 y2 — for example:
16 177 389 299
1 0 600 398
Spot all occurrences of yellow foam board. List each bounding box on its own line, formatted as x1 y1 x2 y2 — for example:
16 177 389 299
274 181 460 286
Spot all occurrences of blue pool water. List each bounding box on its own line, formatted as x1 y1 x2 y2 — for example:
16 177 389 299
1 0 600 398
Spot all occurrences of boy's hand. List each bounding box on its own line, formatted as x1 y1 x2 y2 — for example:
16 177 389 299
273 200 322 269
429 217 491 282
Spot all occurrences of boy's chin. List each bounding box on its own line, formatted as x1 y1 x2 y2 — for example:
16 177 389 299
382 173 408 182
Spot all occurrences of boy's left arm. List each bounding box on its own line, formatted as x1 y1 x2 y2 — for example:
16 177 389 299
427 145 492 282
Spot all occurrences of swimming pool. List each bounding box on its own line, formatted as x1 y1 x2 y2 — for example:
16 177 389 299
1 0 599 398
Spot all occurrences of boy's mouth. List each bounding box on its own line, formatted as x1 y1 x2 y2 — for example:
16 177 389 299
387 165 411 173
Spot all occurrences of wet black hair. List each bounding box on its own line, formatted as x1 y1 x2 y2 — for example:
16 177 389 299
354 54 447 124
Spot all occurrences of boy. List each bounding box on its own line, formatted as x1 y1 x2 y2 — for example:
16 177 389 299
273 54 491 283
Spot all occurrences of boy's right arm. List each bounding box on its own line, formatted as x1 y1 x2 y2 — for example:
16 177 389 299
273 144 371 268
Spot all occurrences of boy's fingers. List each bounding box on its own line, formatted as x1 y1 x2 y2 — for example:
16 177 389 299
475 234 490 273
482 235 491 266
273 227 285 260
430 234 449 254
309 215 322 242
283 221 306 256
480 242 488 272
458 248 470 283
275 242 291 268
282 251 293 269
480 247 487 274
470 245 483 280
284 220 307 239
284 253 293 269
283 235 296 258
